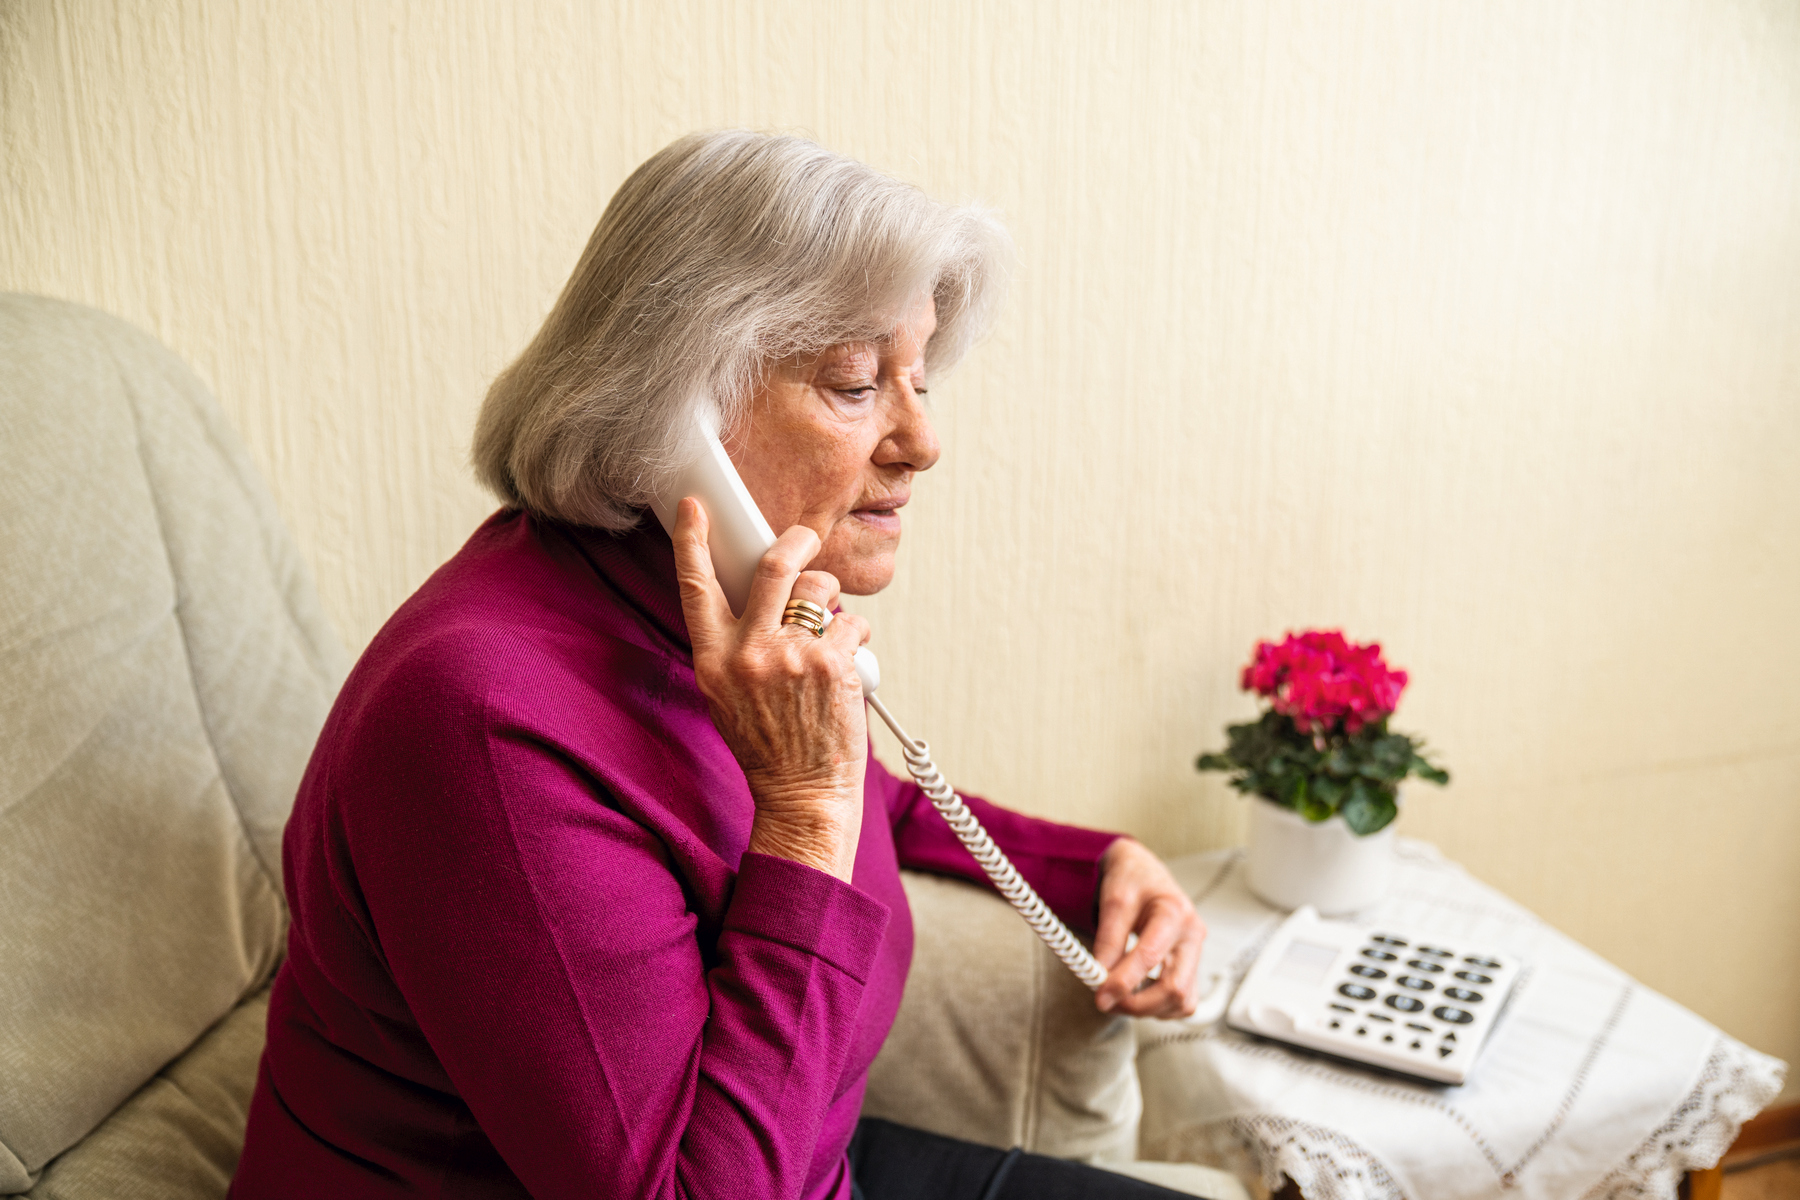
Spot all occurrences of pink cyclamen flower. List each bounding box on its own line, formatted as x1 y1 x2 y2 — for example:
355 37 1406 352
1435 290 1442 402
1239 630 1409 735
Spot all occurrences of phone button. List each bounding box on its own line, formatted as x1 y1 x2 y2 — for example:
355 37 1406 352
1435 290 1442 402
1361 948 1398 962
1444 987 1484 1003
1384 994 1426 1013
1395 975 1436 992
1454 970 1493 985
1433 1006 1476 1025
1463 956 1503 970
1370 934 1408 947
1337 983 1377 1001
1404 959 1445 973
1349 964 1387 980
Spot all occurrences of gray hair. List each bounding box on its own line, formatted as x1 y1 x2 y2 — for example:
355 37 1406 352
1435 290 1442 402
473 130 1013 530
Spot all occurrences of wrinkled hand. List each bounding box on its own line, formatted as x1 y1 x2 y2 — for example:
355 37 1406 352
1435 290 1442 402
1092 839 1207 1018
672 498 872 882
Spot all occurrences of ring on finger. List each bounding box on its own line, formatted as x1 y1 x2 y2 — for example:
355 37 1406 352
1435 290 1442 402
781 598 829 637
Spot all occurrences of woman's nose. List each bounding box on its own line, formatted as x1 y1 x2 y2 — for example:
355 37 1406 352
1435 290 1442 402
876 384 940 472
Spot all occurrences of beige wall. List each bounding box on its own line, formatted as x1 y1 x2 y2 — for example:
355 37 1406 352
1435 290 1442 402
4 1 1796 1098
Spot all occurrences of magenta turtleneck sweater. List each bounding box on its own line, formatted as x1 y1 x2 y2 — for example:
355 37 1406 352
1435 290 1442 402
231 510 1119 1200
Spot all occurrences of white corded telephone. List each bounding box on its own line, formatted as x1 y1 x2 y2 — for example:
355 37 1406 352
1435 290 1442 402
1225 906 1520 1085
650 408 1109 990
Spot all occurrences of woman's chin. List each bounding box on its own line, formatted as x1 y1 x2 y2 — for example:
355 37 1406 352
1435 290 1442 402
816 525 900 595
835 558 897 596
813 554 896 597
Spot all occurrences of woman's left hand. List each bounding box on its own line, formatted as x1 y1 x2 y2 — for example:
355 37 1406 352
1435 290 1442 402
1092 839 1207 1018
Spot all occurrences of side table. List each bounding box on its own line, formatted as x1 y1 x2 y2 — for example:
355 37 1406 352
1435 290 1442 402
1136 842 1786 1200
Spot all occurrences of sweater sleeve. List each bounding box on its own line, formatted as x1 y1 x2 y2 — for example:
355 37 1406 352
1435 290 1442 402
871 752 1120 936
332 698 888 1200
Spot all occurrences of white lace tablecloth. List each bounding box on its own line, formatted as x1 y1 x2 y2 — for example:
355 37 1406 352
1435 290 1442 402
1136 842 1786 1200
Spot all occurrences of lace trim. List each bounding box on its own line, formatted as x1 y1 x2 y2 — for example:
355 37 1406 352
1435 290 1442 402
1148 1035 1784 1199
1580 1036 1787 1200
1232 1115 1404 1200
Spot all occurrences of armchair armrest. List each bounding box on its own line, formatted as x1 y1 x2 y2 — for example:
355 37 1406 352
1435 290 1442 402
864 870 1249 1200
864 869 1143 1161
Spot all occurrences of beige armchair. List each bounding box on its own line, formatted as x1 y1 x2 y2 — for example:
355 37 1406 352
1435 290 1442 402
0 295 1243 1200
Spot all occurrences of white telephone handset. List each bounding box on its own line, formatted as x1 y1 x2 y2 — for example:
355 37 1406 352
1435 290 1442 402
651 408 1106 989
647 407 880 693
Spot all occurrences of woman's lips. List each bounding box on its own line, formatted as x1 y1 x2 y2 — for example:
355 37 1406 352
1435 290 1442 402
851 495 907 533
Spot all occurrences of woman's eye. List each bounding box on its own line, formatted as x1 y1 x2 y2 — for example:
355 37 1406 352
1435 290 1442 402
836 386 877 402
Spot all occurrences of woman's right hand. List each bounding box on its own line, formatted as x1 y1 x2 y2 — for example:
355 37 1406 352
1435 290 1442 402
672 497 871 882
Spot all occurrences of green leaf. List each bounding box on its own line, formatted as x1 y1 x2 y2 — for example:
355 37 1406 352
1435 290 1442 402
1340 778 1398 835
1311 774 1346 812
1414 762 1451 786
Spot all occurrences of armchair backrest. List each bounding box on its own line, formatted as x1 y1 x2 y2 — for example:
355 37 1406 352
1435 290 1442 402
0 295 344 1191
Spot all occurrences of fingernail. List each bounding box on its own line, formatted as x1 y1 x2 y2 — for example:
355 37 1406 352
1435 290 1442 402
1097 993 1116 1012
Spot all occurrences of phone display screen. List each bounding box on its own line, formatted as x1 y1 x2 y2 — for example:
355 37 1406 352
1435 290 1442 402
1272 939 1339 986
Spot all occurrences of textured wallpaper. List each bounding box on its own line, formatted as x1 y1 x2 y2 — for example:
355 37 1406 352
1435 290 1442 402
4 0 1797 1090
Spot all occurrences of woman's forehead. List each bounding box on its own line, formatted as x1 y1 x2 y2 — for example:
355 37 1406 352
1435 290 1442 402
829 302 935 365
814 336 923 371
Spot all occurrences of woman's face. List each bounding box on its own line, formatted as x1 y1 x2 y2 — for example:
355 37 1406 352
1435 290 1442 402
726 297 940 595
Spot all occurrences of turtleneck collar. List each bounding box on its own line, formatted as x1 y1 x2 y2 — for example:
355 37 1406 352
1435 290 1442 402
547 512 694 655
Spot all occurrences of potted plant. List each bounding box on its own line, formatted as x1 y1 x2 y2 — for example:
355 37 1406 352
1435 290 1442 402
1197 630 1449 913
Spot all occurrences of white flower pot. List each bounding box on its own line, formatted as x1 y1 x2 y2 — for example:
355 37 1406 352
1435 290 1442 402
1245 797 1395 915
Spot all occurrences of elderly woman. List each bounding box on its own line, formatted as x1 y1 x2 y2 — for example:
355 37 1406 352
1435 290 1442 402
233 131 1208 1200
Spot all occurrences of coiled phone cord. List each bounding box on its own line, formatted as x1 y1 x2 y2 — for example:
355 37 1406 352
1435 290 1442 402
865 694 1109 990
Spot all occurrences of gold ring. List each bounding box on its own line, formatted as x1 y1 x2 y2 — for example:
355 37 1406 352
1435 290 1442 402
781 598 829 637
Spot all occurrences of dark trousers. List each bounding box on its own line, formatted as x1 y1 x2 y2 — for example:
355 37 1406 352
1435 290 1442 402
848 1119 1201 1200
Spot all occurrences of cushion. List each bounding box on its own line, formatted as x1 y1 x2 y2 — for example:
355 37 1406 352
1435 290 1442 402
25 991 269 1200
0 296 343 1190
